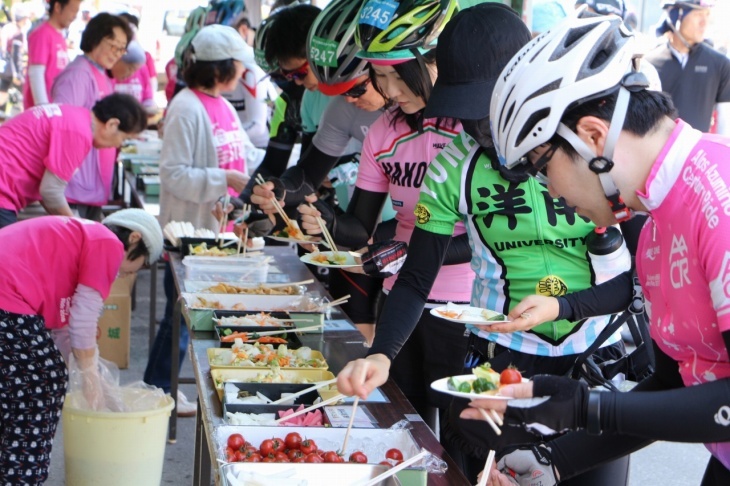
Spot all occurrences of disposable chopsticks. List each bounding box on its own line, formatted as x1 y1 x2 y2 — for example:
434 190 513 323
255 174 293 227
268 378 337 405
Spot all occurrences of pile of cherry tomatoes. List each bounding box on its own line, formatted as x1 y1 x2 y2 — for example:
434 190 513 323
225 432 404 467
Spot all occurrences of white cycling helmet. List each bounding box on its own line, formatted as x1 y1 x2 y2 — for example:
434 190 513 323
490 14 644 221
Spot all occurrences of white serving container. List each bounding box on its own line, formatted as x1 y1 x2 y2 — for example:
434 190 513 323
214 426 427 486
182 255 270 282
219 462 401 486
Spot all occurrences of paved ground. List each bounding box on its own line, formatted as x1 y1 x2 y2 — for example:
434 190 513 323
45 262 711 485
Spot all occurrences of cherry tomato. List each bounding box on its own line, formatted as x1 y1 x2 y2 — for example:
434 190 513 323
243 444 258 454
500 367 523 385
227 433 245 451
323 451 341 463
262 454 277 463
316 449 326 458
274 451 290 462
260 439 275 456
385 448 404 462
234 450 247 462
285 432 302 450
271 438 286 454
292 456 307 463
305 453 324 463
378 460 392 468
349 451 368 464
225 446 236 462
300 439 317 455
243 452 262 463
288 449 305 461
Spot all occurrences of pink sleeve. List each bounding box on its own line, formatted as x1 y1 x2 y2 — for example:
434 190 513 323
44 110 93 181
145 51 156 78
701 198 730 333
78 237 124 300
27 28 50 66
355 119 390 193
141 70 153 102
68 283 104 350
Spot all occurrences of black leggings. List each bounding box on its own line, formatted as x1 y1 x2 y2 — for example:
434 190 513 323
442 335 630 485
702 455 730 485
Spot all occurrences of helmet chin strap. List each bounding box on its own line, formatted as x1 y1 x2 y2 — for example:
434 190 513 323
556 85 634 222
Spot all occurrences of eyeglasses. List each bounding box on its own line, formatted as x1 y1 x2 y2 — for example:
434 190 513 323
104 38 127 56
529 143 558 184
341 79 371 98
278 60 309 81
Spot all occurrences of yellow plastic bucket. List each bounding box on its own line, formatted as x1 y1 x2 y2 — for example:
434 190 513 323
62 391 174 486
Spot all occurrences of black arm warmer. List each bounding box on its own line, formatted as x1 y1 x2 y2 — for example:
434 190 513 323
555 270 634 322
551 336 728 480
367 228 451 360
330 188 387 249
239 145 294 204
301 132 315 154
443 233 472 266
280 145 341 207
372 218 397 243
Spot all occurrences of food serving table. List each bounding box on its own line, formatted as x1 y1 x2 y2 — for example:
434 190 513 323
166 248 470 485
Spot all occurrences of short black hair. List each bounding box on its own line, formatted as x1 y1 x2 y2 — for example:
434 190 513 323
104 224 149 262
183 58 238 90
234 15 251 30
550 88 677 159
92 93 148 134
118 12 139 28
49 0 73 14
80 13 134 53
264 5 320 66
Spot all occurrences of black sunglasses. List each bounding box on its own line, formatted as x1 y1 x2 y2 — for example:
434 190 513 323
341 78 370 98
508 143 557 184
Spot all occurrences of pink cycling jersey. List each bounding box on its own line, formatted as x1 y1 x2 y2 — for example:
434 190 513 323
636 119 730 467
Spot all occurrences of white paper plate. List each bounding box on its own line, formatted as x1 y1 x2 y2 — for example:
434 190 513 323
430 374 524 400
430 304 510 325
300 251 361 268
266 235 327 246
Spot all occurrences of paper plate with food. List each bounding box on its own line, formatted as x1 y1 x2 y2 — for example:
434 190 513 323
430 302 510 325
266 222 327 246
431 363 526 400
299 251 361 269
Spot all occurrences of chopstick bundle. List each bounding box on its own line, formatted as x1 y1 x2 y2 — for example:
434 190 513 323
238 204 250 255
216 194 231 243
255 174 293 227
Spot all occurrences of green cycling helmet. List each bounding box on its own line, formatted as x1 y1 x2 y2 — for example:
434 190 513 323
307 0 369 95
254 15 278 72
355 0 457 62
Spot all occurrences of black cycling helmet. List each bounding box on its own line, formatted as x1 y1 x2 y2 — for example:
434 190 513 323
254 15 277 72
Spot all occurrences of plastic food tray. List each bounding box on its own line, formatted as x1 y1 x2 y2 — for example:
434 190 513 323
210 368 336 401
207 347 328 371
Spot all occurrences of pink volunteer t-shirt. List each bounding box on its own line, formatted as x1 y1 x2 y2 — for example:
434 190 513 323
193 89 247 198
112 67 153 104
0 104 93 212
0 216 123 329
356 111 474 302
23 22 68 109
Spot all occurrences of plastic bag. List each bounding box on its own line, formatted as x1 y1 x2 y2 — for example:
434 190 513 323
67 352 166 412
388 421 448 475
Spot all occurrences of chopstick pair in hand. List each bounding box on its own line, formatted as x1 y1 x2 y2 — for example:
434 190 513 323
306 202 338 254
255 174 294 228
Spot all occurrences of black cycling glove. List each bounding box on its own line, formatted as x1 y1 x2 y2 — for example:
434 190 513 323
361 240 408 278
503 375 590 437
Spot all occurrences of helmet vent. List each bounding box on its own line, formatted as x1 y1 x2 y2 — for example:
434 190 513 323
516 108 551 147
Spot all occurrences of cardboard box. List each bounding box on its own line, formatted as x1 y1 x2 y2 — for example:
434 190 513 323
96 274 136 369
